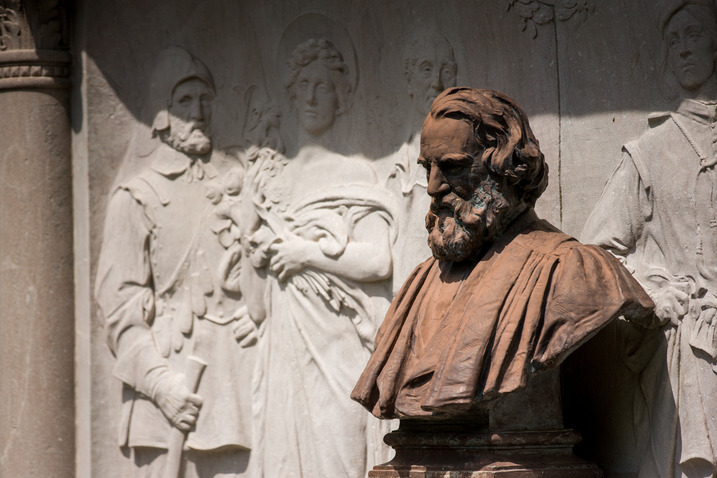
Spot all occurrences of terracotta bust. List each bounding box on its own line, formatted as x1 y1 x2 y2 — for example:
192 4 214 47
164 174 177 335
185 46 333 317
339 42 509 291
352 87 655 421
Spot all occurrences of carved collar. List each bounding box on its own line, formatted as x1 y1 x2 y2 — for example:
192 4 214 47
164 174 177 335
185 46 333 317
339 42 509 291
677 99 717 125
150 142 218 180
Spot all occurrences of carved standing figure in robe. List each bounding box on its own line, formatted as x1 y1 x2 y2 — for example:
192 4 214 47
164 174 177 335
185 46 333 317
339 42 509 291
95 47 256 477
583 1 717 476
245 38 394 477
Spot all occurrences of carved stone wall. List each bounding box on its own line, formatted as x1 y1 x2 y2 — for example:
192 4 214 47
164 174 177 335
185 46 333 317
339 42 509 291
70 0 710 477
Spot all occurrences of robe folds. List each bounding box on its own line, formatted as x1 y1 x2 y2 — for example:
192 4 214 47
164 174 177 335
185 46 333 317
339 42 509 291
352 209 654 419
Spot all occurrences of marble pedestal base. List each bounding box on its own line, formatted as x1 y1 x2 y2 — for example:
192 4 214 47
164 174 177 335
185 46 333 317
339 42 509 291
370 421 602 478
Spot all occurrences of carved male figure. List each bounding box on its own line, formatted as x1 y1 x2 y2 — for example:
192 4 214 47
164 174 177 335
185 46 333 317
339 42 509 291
95 47 255 477
353 88 653 425
380 30 459 293
583 1 717 476
246 38 394 477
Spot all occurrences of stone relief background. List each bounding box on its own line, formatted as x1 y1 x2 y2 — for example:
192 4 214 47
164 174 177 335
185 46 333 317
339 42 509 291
73 0 688 476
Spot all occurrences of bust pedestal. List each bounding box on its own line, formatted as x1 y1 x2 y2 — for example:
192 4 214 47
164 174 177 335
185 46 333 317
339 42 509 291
370 368 602 477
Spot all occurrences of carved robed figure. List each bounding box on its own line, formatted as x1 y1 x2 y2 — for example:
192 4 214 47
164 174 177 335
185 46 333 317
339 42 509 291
245 38 394 478
352 87 655 476
95 47 255 477
583 1 717 476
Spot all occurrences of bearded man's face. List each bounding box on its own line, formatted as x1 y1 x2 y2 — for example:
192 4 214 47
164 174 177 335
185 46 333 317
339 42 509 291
166 78 214 155
419 116 510 262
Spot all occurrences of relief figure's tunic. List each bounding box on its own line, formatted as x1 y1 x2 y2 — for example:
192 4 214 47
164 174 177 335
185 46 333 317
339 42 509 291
95 143 254 452
583 99 717 477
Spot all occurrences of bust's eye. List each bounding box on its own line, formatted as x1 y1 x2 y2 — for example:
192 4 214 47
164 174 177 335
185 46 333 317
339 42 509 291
441 163 457 176
178 95 192 105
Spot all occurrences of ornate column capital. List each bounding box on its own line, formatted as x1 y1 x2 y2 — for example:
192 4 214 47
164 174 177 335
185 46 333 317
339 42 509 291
0 0 70 90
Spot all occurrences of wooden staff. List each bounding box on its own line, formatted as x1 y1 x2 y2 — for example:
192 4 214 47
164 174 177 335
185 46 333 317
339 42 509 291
164 355 207 478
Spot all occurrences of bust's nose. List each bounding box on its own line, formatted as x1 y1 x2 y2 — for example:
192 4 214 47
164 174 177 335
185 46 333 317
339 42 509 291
427 165 450 197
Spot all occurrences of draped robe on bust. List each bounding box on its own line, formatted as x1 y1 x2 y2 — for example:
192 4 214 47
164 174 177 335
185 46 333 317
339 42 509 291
353 209 654 419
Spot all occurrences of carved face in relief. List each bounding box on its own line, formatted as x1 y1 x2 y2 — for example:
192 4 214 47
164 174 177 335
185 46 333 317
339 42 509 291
665 8 716 92
293 60 339 136
405 36 457 116
420 116 507 262
166 78 215 155
285 38 352 139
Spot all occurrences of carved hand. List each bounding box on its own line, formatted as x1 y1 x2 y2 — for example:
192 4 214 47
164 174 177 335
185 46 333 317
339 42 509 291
268 236 313 282
244 225 277 268
232 304 259 347
652 284 690 326
690 292 717 326
153 372 203 432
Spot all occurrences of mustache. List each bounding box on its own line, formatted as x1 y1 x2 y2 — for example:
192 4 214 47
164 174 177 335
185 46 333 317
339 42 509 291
171 118 208 142
429 193 487 229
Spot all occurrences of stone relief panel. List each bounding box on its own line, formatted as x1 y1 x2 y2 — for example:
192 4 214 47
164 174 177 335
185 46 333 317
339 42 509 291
74 0 693 477
582 1 717 477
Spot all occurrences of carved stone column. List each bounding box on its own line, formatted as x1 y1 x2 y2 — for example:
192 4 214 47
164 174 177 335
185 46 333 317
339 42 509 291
0 1 74 477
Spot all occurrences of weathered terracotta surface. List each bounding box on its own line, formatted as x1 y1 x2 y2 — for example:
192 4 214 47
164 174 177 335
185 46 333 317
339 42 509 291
352 88 655 475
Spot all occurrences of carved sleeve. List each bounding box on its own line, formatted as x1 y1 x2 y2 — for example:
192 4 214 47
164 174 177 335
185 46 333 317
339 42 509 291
94 188 168 394
581 150 651 269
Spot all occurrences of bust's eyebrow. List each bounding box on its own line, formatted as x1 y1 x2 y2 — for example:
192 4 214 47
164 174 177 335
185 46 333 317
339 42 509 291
438 154 472 166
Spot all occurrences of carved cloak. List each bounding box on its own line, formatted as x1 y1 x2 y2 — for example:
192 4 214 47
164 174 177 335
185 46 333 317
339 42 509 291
352 209 654 419
582 99 717 476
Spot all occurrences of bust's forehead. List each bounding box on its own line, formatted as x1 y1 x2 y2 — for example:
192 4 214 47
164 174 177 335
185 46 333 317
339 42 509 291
420 116 478 158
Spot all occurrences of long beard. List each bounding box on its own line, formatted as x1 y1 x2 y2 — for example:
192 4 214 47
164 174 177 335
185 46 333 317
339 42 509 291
164 119 212 156
426 178 510 262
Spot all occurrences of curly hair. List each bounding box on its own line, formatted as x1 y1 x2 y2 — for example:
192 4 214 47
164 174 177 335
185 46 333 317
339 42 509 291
284 38 352 115
429 87 549 206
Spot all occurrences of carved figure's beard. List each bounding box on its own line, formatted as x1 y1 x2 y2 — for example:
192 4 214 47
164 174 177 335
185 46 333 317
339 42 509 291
163 115 213 156
426 177 511 262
